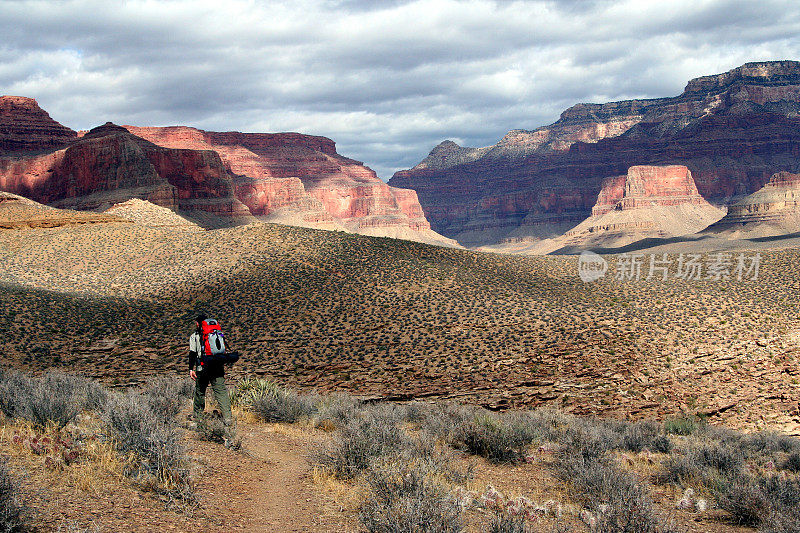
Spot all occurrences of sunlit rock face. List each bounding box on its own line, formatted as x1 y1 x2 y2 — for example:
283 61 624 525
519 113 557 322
703 171 800 238
127 126 454 245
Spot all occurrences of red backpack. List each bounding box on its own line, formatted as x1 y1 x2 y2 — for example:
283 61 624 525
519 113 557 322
199 318 239 365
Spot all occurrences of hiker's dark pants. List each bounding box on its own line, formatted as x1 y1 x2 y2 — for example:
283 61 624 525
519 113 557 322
193 371 232 423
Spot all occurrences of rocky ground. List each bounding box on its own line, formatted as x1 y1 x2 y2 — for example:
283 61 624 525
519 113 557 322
0 218 798 434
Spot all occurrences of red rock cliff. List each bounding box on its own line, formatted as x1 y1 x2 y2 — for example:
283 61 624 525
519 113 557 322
127 126 432 231
0 122 249 217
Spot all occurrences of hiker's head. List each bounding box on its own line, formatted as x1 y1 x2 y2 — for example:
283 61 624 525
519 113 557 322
196 314 207 329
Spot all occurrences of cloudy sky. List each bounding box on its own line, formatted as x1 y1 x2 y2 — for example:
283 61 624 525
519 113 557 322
2 0 799 178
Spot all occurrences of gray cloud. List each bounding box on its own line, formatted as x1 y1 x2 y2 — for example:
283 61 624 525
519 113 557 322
1 0 799 178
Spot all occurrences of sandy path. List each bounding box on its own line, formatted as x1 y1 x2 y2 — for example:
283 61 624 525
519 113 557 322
191 421 354 533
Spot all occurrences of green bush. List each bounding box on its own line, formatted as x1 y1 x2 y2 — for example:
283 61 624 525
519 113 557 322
229 376 282 409
664 416 702 436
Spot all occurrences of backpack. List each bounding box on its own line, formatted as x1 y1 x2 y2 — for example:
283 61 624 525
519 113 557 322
199 318 240 365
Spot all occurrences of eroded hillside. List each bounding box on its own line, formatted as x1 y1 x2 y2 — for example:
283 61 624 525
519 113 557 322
1 220 799 433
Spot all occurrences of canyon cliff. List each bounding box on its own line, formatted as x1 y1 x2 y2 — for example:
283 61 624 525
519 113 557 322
0 96 454 246
124 126 447 244
389 61 800 248
0 96 77 154
0 120 252 222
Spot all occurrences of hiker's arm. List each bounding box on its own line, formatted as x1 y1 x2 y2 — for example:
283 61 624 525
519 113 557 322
188 334 198 370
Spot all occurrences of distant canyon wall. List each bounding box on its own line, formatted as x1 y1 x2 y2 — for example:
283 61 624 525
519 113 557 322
389 60 800 247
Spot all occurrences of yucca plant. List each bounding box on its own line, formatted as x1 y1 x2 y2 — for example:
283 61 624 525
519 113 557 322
229 376 282 409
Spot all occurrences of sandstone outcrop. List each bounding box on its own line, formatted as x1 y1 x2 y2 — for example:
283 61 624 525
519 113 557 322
592 165 713 214
390 61 800 248
0 96 76 154
703 171 800 238
488 166 723 253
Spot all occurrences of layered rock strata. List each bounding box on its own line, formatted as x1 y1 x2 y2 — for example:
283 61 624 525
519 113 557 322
703 171 800 237
126 126 453 244
0 96 76 154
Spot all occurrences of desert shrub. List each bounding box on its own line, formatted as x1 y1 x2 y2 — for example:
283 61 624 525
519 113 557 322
662 440 743 485
315 393 362 430
251 388 318 423
485 511 525 533
83 379 109 411
739 431 800 456
692 441 743 475
0 371 33 419
559 422 621 462
317 406 406 479
781 451 800 472
403 401 433 424
664 416 702 436
359 461 462 533
0 370 108 427
101 391 190 494
623 420 668 453
649 434 673 454
450 411 539 464
27 371 87 428
0 459 25 533
557 455 676 533
413 402 475 442
140 376 189 422
714 474 770 526
196 415 228 444
396 429 473 486
763 511 800 533
661 452 702 485
731 475 800 530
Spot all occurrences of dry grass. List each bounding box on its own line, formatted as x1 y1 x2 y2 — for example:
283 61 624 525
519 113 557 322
0 416 126 494
312 465 366 513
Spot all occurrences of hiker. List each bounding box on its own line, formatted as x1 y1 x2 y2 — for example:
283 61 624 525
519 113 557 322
189 314 234 426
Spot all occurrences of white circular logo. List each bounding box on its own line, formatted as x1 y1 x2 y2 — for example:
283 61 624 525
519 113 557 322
578 251 607 282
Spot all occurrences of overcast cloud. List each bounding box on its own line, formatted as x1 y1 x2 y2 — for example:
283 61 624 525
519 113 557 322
1 0 799 178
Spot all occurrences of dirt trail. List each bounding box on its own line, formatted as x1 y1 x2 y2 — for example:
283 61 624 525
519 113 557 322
191 420 354 533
